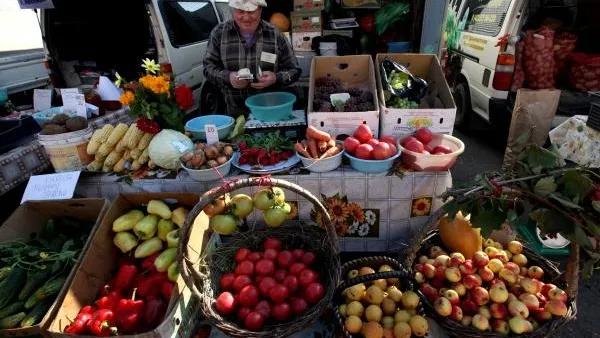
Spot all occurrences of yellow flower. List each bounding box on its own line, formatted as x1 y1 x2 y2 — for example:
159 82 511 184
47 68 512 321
327 198 350 225
412 198 432 217
141 58 161 74
139 75 170 95
346 202 365 223
119 91 135 106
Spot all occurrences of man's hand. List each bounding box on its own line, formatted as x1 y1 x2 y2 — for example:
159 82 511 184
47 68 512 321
251 71 276 89
230 72 250 89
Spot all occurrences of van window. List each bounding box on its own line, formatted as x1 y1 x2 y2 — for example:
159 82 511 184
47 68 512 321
159 0 219 48
462 0 512 37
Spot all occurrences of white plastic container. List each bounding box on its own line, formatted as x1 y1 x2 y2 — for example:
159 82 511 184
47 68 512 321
319 42 338 56
38 127 94 172
397 134 465 171
182 156 233 181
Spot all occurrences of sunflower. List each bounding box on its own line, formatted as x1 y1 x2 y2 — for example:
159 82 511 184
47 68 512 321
336 221 349 236
412 197 432 217
119 91 135 106
327 198 350 225
346 202 365 223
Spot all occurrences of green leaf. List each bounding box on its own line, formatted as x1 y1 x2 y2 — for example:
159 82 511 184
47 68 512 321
534 176 557 197
523 145 565 173
575 227 594 250
515 130 532 146
582 258 597 279
560 171 593 200
548 193 583 209
582 214 600 237
470 202 507 237
529 208 574 235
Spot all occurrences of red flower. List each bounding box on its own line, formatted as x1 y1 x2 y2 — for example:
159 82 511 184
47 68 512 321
175 84 193 110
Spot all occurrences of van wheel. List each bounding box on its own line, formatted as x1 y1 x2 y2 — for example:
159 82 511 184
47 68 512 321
452 82 472 128
200 82 225 116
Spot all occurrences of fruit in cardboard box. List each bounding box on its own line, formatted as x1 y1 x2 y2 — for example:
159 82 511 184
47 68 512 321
113 210 145 232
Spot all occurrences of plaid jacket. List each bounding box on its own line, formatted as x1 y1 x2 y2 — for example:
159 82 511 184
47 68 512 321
203 20 301 117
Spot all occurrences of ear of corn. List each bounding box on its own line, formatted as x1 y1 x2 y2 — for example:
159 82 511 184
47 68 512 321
122 150 132 161
126 124 144 149
104 150 123 169
148 159 155 169
106 123 129 146
130 159 142 171
113 158 127 173
95 143 115 160
138 148 149 165
116 124 136 151
87 129 104 155
86 160 103 172
130 149 141 160
136 133 154 151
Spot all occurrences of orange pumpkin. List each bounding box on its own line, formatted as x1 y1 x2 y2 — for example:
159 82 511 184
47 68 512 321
270 13 290 32
438 211 483 259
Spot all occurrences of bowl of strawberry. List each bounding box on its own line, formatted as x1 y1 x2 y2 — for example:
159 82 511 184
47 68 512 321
343 124 400 173
398 128 465 171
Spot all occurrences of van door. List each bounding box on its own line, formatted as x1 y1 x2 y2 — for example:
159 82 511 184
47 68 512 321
149 0 221 112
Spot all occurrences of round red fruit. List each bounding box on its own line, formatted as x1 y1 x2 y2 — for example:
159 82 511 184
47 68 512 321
289 263 306 276
277 250 294 268
283 275 299 294
432 145 453 154
304 282 325 304
244 311 265 331
255 275 264 284
258 277 277 297
219 272 236 291
301 252 316 266
269 284 290 304
424 144 433 153
404 139 424 153
263 248 278 261
235 260 254 276
379 136 396 146
255 259 276 276
254 300 271 319
354 124 373 144
291 249 305 261
355 144 373 160
415 128 433 144
233 275 253 292
373 142 392 160
239 285 260 308
237 307 251 322
400 136 418 147
215 292 236 315
235 248 250 263
247 252 262 262
367 138 380 147
272 302 292 321
343 137 361 155
264 237 282 251
273 269 287 283
290 297 309 315
299 269 318 287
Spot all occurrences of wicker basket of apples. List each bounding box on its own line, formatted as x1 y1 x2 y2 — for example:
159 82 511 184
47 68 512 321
403 204 577 338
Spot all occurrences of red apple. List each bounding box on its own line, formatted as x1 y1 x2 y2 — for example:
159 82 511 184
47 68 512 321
490 302 508 319
459 260 476 275
415 128 433 144
404 139 424 153
463 275 481 290
355 144 374 160
432 145 453 154
471 287 490 306
400 136 418 147
472 251 490 268
343 137 361 154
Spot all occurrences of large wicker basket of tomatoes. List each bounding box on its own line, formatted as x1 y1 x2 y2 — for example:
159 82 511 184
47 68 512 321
178 177 340 338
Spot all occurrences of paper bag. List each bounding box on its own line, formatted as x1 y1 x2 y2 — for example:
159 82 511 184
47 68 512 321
97 76 122 101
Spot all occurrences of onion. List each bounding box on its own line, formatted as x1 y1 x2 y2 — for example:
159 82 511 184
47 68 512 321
217 156 228 165
204 145 219 160
223 145 234 157
207 160 218 168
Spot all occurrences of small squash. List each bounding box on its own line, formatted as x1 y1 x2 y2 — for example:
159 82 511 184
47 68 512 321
438 211 483 259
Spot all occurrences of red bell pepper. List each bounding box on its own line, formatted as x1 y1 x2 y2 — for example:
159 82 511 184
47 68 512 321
114 289 145 334
95 291 121 310
97 278 116 297
64 310 94 334
114 263 137 292
142 296 167 328
80 305 96 314
89 309 117 336
141 253 160 273
160 281 174 301
136 272 167 298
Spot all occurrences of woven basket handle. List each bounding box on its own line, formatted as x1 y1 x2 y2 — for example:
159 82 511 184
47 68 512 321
337 270 412 291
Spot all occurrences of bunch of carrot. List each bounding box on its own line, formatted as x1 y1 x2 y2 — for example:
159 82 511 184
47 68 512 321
295 126 343 160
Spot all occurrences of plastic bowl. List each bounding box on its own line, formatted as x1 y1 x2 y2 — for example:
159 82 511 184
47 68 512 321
185 115 235 140
296 147 344 173
344 150 401 174
181 156 233 181
245 92 296 122
398 134 465 171
33 104 99 126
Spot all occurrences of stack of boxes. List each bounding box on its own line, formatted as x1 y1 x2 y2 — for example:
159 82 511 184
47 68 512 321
291 0 323 77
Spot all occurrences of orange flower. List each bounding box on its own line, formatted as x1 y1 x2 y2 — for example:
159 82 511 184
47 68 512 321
412 198 432 217
119 91 135 106
327 198 349 225
139 74 170 95
346 203 365 223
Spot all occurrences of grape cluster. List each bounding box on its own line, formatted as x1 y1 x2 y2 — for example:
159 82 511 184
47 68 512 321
312 76 375 112
387 97 418 109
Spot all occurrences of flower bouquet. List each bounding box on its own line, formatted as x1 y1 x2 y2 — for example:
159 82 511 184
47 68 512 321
118 59 193 132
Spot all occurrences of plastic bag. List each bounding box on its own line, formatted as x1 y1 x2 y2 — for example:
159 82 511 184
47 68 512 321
379 58 428 103
554 32 577 77
374 2 410 35
523 26 555 89
569 53 600 92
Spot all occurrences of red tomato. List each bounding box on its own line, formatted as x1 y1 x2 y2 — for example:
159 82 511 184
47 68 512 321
238 285 260 308
219 272 236 291
255 259 275 276
355 144 373 160
235 260 254 276
366 138 379 147
233 275 252 292
247 252 262 262
433 145 453 154
301 252 316 266
254 300 271 319
273 269 287 283
298 269 318 287
258 277 277 297
354 124 374 144
400 136 418 147
283 275 299 294
277 250 294 268
290 297 309 315
272 302 292 322
269 284 290 304
291 249 305 262
215 292 236 315
404 139 424 153
388 143 398 157
263 248 278 261
263 237 282 251
304 282 325 304
415 128 433 144
244 311 265 331
235 248 250 263
372 142 391 160
237 307 251 322
289 263 306 276
343 137 361 155
379 136 396 146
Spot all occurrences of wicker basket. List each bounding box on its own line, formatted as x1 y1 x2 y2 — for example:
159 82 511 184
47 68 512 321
178 177 341 338
402 201 578 338
334 256 427 338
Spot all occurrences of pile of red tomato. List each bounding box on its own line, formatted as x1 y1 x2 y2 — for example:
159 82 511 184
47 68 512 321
400 128 453 155
343 125 398 160
215 237 325 331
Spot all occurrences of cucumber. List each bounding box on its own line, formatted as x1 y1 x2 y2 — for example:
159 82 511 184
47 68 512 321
0 312 26 329
25 277 67 309
18 270 49 301
0 267 26 309
0 301 25 320
20 302 49 328
0 267 11 282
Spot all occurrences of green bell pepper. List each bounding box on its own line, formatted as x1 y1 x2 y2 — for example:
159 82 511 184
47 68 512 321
113 232 138 253
134 237 163 258
154 248 177 272
166 229 179 248
167 262 179 282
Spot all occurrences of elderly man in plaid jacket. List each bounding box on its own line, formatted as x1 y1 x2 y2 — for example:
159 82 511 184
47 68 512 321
203 0 301 117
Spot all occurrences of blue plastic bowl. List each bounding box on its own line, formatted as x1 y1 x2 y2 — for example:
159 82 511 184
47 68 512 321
33 108 77 127
245 92 296 122
185 115 235 140
387 41 412 53
344 150 401 173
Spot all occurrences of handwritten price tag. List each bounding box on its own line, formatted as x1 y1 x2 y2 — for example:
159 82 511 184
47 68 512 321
21 171 81 204
33 89 52 112
205 124 219 145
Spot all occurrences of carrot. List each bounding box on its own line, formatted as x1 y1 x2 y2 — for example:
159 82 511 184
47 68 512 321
327 138 336 148
294 142 311 158
306 126 331 142
307 138 319 159
318 141 328 153
319 144 343 159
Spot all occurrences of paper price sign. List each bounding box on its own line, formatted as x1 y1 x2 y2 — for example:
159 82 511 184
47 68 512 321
33 89 52 112
21 171 81 204
205 124 219 145
62 92 87 119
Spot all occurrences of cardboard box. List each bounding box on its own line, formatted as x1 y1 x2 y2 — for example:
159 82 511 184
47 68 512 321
376 54 456 139
48 193 201 338
342 0 381 8
323 29 353 38
293 0 324 11
291 11 322 32
308 55 380 137
292 31 321 52
0 198 109 338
